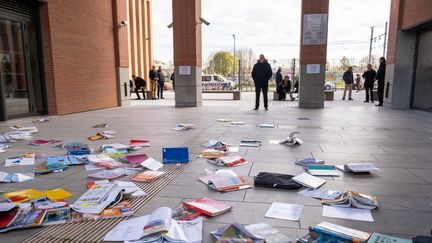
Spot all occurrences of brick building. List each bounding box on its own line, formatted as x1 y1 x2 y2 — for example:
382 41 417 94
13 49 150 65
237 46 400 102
386 0 432 111
0 0 153 121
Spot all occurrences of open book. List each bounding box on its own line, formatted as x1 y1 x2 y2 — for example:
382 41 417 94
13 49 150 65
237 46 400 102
279 132 303 146
322 191 379 209
199 169 251 192
70 183 124 214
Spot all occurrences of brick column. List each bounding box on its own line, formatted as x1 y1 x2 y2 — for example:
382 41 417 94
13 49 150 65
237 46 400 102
172 0 202 107
299 0 329 108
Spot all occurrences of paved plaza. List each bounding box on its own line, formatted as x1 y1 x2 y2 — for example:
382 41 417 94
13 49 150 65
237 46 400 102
0 91 431 242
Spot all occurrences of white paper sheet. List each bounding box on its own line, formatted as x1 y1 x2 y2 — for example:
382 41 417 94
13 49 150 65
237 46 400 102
140 158 163 171
265 202 303 221
322 205 374 222
292 172 326 189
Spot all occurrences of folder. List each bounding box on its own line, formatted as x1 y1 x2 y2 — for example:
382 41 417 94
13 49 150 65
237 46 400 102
162 147 189 164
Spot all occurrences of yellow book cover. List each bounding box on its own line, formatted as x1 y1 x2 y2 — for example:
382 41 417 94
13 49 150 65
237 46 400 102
44 188 73 200
3 189 45 203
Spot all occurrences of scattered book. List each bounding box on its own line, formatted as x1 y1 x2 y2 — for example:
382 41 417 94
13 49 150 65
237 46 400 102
367 232 412 243
162 147 189 164
10 126 39 134
140 157 163 171
93 123 108 128
239 140 261 147
245 223 292 243
183 198 232 217
129 139 151 148
88 169 128 180
99 200 134 219
0 172 35 183
295 157 325 166
265 202 304 221
322 191 379 209
65 142 91 155
292 172 326 189
132 171 165 182
336 163 379 173
88 131 116 140
210 156 248 167
4 153 36 167
70 183 123 214
257 123 276 128
305 164 339 176
303 222 371 243
279 131 303 145
211 222 264 242
30 139 61 146
32 118 49 123
172 206 202 221
322 205 374 222
200 149 226 159
0 208 46 232
126 154 149 167
199 169 251 192
298 188 343 200
43 207 70 225
201 140 230 152
3 188 71 203
172 123 195 131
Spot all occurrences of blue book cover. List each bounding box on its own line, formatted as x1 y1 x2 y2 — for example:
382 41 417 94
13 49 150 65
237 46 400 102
162 147 189 164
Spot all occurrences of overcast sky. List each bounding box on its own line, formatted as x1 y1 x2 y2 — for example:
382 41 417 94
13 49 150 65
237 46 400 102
152 0 391 64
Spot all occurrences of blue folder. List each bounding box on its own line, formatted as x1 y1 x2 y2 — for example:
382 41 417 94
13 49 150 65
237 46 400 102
162 147 189 164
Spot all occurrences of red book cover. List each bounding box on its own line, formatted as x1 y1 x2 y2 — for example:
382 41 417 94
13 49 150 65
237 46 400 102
0 207 20 228
129 140 151 147
183 198 232 217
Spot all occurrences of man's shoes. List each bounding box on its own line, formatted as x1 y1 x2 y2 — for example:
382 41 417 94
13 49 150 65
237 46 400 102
342 98 345 100
349 98 353 100
135 98 142 100
265 107 268 111
161 97 165 99
363 101 369 103
375 103 383 106
253 107 258 110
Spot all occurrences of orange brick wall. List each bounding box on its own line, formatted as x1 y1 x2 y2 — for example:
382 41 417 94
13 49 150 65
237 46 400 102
40 0 119 115
299 0 329 65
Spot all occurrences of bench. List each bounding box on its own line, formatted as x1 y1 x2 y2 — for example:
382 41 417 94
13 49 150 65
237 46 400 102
202 90 241 100
324 90 334 101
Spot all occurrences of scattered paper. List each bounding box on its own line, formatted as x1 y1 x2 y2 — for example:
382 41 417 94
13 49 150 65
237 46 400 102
265 202 303 221
322 205 374 222
298 188 342 200
140 158 163 171
4 153 36 167
229 147 239 152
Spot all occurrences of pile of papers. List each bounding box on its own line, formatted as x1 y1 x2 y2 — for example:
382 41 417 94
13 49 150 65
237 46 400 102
104 207 203 243
208 155 248 167
172 123 195 131
199 169 251 192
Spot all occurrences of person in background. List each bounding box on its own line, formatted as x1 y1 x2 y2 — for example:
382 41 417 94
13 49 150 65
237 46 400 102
275 67 283 95
283 75 295 101
157 66 165 99
149 65 158 99
375 57 386 106
251 54 273 110
293 79 299 93
355 74 362 92
342 66 354 100
362 64 376 103
132 75 146 100
170 72 175 91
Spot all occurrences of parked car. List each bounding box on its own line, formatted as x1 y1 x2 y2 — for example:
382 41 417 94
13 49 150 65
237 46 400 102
202 74 235 90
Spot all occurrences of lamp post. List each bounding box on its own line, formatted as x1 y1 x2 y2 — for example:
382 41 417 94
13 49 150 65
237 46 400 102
232 34 236 81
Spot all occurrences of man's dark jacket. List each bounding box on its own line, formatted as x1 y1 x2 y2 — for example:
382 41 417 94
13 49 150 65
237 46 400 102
376 62 386 82
252 60 272 86
362 69 376 87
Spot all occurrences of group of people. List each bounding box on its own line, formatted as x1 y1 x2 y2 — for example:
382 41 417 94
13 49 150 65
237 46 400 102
275 67 295 101
342 57 387 106
131 66 173 100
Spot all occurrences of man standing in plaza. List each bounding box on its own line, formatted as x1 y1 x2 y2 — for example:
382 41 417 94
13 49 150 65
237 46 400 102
362 64 376 103
149 65 158 99
375 57 386 106
157 66 165 99
252 54 273 110
342 66 354 100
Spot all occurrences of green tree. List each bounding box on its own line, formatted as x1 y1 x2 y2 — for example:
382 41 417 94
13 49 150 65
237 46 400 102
209 51 234 76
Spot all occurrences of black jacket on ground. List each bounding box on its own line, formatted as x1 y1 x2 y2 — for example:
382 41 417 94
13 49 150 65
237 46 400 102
149 70 158 80
362 69 376 87
252 61 272 86
376 62 386 82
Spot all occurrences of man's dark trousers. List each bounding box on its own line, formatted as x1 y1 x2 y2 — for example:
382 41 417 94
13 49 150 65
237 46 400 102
255 83 268 109
364 85 374 102
135 85 145 99
377 81 384 105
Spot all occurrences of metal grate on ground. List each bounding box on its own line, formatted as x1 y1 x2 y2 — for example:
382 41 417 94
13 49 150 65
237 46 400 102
22 126 222 243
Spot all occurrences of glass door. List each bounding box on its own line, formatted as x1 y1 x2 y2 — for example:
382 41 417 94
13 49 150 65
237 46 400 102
0 18 40 119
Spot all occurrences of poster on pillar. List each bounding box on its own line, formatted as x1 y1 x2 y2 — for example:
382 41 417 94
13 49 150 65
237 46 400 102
303 14 328 45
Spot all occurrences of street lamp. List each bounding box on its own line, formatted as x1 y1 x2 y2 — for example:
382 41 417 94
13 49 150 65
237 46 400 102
232 34 236 81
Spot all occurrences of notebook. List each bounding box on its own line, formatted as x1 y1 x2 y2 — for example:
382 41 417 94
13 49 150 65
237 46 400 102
183 198 232 217
292 172 326 189
162 147 189 164
306 165 339 176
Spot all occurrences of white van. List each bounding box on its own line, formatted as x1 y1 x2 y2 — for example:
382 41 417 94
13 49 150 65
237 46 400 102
202 74 235 90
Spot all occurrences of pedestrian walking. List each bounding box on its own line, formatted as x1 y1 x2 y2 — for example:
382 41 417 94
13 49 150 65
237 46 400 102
157 66 165 99
149 65 158 99
362 64 376 103
132 75 146 100
342 66 354 100
252 54 273 110
375 57 386 106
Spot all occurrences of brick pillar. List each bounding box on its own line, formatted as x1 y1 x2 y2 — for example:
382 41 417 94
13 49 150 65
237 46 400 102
172 0 202 107
299 0 329 108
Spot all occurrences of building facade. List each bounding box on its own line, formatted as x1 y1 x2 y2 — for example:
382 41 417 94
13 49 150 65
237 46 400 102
386 0 432 111
0 0 152 121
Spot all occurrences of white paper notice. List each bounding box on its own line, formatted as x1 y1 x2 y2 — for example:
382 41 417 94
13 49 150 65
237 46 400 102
265 202 303 221
322 205 374 222
179 66 191 75
306 64 320 74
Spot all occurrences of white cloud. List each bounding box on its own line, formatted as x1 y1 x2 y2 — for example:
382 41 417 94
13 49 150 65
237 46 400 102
152 0 390 64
